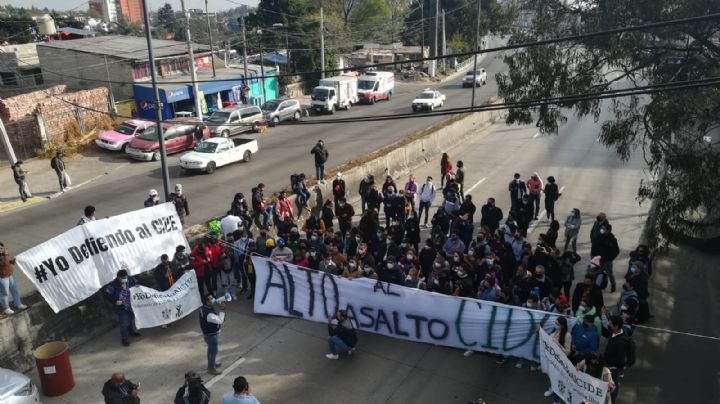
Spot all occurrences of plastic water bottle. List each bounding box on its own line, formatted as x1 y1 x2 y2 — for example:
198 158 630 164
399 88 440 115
212 292 233 305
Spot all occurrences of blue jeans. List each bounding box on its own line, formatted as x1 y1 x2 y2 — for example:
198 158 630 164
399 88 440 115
115 310 134 339
315 164 325 181
204 334 219 369
0 274 23 309
601 261 616 288
327 335 350 355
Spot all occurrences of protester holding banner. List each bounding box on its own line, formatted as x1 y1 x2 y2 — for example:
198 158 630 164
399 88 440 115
575 353 615 404
603 315 633 402
543 317 571 401
199 293 226 375
105 270 141 346
325 309 358 360
77 205 96 226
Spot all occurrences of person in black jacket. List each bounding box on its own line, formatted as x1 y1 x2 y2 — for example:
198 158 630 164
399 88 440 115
310 140 329 183
332 172 346 209
543 176 561 221
102 372 139 404
480 198 503 233
604 315 631 402
326 309 357 360
591 223 620 292
169 184 189 225
174 372 210 404
366 183 383 215
335 197 355 240
50 150 69 192
358 174 374 213
571 274 605 312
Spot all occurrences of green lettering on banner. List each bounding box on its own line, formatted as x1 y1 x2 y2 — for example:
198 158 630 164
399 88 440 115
502 308 551 354
454 299 478 347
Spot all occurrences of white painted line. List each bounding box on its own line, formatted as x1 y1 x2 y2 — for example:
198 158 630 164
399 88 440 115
464 177 487 195
533 132 541 138
205 357 247 388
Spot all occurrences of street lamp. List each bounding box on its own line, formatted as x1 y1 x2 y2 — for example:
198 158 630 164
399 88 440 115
272 23 290 73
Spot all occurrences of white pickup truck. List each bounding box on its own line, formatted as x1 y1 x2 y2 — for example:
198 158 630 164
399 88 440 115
179 137 258 174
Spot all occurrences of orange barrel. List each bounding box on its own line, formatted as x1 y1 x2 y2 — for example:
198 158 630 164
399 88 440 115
33 341 75 396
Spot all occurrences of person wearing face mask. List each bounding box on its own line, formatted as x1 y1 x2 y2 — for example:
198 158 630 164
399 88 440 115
332 172 346 209
307 248 322 270
379 256 404 285
572 274 605 312
303 213 326 239
377 234 402 263
431 207 451 243
358 174 374 213
144 189 160 208
480 197 503 233
529 265 553 299
616 282 639 320
452 267 474 298
576 296 602 333
333 197 354 241
525 172 544 220
418 239 437 278
507 173 527 212
404 266 423 288
382 186 398 228
388 218 405 245
563 208 582 252
452 213 474 252
591 223 620 292
418 176 437 227
404 174 418 212
230 192 250 221
404 211 421 251
625 261 651 322
169 184 190 225
448 252 464 270
515 195 534 235
400 250 417 269
319 252 339 275
570 314 600 364
442 232 466 255
477 276 498 301
104 269 140 346
342 258 362 279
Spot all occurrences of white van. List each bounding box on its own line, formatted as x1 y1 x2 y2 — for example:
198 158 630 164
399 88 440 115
357 71 395 104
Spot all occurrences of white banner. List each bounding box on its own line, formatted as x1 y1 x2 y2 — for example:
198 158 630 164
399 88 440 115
538 328 609 404
130 270 202 329
252 257 565 361
15 203 189 313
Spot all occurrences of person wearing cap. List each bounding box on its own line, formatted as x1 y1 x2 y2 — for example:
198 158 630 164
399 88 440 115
543 176 561 221
174 371 211 404
526 172 543 220
332 172 346 209
144 189 160 208
221 376 260 404
170 184 190 225
417 176 436 227
270 238 293 262
199 292 225 375
310 139 329 184
102 372 139 404
104 269 140 346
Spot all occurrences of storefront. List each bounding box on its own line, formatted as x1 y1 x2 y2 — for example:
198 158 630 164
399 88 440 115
132 83 192 120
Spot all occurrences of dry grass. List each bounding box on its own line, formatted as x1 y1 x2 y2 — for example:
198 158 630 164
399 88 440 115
35 116 115 158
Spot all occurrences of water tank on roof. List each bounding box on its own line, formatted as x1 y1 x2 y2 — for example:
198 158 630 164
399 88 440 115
37 14 57 35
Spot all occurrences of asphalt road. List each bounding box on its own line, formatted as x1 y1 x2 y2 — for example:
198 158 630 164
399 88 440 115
2 53 504 295
31 95 688 404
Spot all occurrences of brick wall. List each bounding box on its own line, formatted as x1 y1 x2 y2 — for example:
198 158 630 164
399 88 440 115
0 86 110 159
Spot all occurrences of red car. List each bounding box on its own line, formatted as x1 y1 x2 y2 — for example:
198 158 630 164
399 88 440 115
124 119 209 161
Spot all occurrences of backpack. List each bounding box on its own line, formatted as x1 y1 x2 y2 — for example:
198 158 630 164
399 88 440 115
625 335 636 367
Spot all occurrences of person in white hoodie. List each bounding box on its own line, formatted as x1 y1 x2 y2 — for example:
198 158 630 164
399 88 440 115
417 176 437 227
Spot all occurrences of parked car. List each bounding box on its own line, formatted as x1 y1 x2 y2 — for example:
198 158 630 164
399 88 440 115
95 120 154 152
179 137 258 174
0 368 42 404
462 68 487 87
261 99 302 125
207 105 263 137
411 89 446 112
125 120 209 161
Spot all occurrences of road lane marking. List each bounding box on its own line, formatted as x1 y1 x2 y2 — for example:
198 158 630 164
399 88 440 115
465 177 487 195
205 357 247 388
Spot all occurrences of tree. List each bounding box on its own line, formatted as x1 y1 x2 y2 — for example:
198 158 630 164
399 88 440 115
156 3 184 41
115 14 143 36
497 0 720 243
350 0 391 42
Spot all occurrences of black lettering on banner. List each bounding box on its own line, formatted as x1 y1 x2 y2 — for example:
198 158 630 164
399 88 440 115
502 308 552 356
373 280 401 296
80 244 89 259
123 229 135 243
115 229 126 245
428 319 449 340
56 256 69 271
282 264 303 317
345 304 359 329
136 224 151 239
106 233 118 248
68 246 83 264
143 223 153 237
320 273 339 319
297 267 315 317
454 299 479 347
374 309 393 333
392 311 409 337
406 314 428 339
96 237 108 252
359 306 375 328
260 261 289 311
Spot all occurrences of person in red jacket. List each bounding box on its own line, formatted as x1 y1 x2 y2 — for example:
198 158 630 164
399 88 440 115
191 240 213 300
207 237 222 296
440 153 453 187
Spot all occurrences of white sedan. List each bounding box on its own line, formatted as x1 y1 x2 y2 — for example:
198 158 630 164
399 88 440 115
411 89 446 112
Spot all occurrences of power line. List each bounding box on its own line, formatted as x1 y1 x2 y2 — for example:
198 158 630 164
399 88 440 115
8 11 718 86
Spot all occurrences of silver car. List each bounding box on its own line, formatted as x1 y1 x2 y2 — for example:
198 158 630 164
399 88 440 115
0 368 42 403
207 105 263 137
261 99 302 125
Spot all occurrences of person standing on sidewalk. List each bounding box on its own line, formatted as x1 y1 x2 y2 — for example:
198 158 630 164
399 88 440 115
199 293 225 375
0 243 27 315
591 223 620 292
455 161 466 202
310 139 329 184
417 176 436 227
50 150 70 192
11 160 32 202
358 174 374 213
170 184 190 225
332 172 346 209
508 173 526 213
440 153 452 187
104 270 141 346
543 176 561 221
563 208 582 252
404 174 418 213
102 372 140 404
221 376 261 404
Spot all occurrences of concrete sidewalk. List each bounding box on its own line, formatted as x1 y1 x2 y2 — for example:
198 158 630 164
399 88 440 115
0 150 131 213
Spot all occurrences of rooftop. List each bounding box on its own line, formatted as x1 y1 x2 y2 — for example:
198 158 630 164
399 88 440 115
38 35 210 61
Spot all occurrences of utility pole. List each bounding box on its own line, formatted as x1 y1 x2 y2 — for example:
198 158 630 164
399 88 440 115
441 8 446 71
257 30 266 103
103 55 116 118
471 0 481 108
0 117 17 166
240 15 250 102
320 7 325 79
205 0 216 77
420 1 424 57
180 0 203 119
140 0 170 200
433 0 439 77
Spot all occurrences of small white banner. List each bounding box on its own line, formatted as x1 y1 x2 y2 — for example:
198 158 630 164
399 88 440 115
538 328 609 404
15 203 189 313
130 270 202 329
252 257 567 362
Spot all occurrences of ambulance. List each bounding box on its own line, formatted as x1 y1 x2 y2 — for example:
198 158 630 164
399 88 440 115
357 71 395 104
